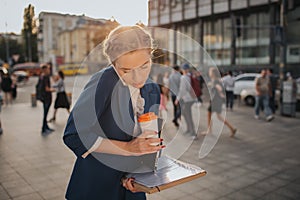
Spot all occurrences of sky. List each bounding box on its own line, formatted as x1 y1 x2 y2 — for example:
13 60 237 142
0 0 148 34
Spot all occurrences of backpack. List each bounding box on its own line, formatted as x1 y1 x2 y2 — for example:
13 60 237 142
190 74 202 98
36 76 45 102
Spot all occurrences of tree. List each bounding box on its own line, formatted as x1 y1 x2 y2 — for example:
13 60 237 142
0 34 23 64
22 4 38 62
92 19 119 45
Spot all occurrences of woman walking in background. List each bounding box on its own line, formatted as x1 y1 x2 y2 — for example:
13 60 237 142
48 70 70 122
201 67 237 137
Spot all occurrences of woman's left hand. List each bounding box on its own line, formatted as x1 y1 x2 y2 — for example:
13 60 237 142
122 177 140 193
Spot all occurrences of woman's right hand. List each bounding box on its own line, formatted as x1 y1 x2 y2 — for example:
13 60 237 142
125 131 165 156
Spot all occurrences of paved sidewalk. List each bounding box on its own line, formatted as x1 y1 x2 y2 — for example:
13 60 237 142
1 101 300 200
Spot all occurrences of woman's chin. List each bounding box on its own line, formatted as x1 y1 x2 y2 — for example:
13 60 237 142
132 82 145 88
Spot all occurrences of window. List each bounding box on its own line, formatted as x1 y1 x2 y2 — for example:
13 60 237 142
290 47 300 55
236 76 256 82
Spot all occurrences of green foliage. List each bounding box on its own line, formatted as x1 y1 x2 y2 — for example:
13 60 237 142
22 4 38 62
0 35 23 63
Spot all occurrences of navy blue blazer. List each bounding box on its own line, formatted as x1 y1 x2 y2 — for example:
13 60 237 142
63 66 160 200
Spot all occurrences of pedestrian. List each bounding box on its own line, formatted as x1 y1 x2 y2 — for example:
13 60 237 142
175 63 197 138
63 25 165 199
159 83 168 120
11 73 17 100
267 69 278 114
48 70 70 122
254 69 274 121
190 67 203 104
0 92 2 135
0 71 13 106
201 67 237 137
168 65 181 127
222 70 235 111
38 64 56 134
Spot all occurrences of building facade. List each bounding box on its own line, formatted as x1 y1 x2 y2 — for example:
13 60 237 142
57 17 108 64
38 12 113 72
38 12 80 65
148 0 300 76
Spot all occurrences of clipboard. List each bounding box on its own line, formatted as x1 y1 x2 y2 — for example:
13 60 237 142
127 156 207 194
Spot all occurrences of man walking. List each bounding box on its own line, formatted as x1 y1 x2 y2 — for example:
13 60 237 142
254 69 274 121
175 63 197 138
38 64 55 134
222 70 235 111
267 69 278 114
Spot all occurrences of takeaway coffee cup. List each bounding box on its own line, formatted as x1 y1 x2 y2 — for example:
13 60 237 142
138 112 159 146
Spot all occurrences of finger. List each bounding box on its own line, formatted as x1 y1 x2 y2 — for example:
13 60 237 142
126 178 136 192
146 138 163 146
122 178 128 188
138 130 158 139
131 144 166 156
144 144 166 154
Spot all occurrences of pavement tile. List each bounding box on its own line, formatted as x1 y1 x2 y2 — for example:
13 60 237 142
260 192 293 200
203 183 236 197
175 195 202 200
216 197 234 200
38 187 65 199
226 191 256 200
29 180 58 192
13 193 43 200
275 186 300 199
174 180 205 194
192 188 223 200
5 185 35 198
241 186 267 198
158 187 188 200
275 167 300 181
263 176 290 188
0 185 11 200
1 179 28 190
0 172 22 183
146 193 166 200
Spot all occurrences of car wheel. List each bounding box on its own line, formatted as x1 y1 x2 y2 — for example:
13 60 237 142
245 96 255 106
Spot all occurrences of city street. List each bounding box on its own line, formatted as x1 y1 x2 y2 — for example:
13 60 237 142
1 76 300 200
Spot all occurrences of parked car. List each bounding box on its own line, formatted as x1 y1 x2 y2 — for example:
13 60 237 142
233 73 260 96
13 71 29 85
13 62 41 76
58 63 89 76
240 88 280 106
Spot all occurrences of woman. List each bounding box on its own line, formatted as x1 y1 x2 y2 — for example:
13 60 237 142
0 72 12 106
201 67 237 137
48 70 70 122
63 25 164 200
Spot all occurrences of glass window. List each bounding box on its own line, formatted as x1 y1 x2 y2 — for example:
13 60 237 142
243 14 257 40
236 76 256 82
290 47 300 56
213 19 223 48
203 21 212 49
223 18 231 48
258 12 270 45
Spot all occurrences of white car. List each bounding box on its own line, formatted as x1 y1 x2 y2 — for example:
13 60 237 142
233 73 260 96
240 88 280 106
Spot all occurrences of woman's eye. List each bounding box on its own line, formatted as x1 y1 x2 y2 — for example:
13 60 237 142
141 65 148 69
123 70 131 73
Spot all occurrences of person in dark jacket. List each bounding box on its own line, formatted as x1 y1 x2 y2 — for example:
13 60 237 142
39 64 56 134
63 25 164 200
0 72 12 106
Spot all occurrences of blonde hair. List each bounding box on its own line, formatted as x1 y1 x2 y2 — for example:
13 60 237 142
209 67 220 79
103 25 153 64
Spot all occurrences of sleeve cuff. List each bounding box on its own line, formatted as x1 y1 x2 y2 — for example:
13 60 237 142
81 137 103 158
